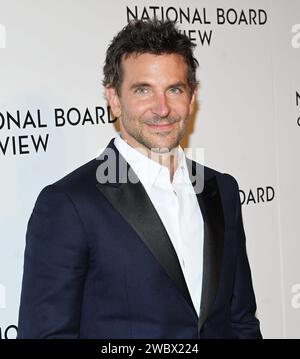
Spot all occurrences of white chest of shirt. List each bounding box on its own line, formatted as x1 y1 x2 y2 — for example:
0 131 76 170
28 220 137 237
114 136 204 316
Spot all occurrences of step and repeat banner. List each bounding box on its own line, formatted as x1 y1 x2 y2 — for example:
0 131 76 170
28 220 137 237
0 0 299 339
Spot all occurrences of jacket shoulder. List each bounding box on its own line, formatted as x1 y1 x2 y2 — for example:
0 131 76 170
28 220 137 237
53 159 99 190
35 158 100 204
202 163 239 190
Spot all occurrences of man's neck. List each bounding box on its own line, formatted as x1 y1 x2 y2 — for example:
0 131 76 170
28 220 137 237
119 134 179 182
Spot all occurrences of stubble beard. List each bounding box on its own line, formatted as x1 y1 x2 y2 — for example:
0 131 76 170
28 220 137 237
121 115 188 154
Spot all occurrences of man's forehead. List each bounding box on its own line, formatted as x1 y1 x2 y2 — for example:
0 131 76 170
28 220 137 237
120 53 188 84
117 52 193 95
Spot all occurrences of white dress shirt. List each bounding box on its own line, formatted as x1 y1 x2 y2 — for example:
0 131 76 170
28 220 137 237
114 135 204 316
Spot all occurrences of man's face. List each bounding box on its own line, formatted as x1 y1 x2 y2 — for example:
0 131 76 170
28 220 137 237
106 53 196 153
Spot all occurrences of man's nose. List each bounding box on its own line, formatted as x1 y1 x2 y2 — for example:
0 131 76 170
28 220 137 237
151 93 171 118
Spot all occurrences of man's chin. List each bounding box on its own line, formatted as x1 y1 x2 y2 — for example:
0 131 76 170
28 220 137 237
133 133 181 154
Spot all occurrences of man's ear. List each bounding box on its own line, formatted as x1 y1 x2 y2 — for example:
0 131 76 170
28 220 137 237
189 88 197 116
105 86 121 118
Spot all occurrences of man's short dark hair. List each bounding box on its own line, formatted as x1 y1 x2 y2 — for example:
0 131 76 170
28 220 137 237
103 19 199 94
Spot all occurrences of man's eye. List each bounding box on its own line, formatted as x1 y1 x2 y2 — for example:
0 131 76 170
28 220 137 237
135 87 148 94
169 87 183 94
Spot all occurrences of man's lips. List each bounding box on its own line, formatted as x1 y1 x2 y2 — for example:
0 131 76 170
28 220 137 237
146 123 174 131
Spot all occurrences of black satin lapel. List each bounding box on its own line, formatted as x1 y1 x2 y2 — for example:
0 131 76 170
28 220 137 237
96 145 195 313
186 159 225 329
196 176 225 331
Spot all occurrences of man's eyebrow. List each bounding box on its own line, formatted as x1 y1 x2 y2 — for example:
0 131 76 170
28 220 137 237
168 81 188 89
129 81 188 90
130 82 151 90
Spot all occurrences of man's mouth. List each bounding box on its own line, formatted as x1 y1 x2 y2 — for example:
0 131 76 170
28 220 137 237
146 122 174 131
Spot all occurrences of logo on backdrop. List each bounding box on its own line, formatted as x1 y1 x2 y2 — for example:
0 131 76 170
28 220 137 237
0 284 18 339
0 106 117 157
296 91 300 127
0 325 18 339
291 24 300 49
0 24 5 49
126 6 267 46
239 186 275 205
291 284 300 309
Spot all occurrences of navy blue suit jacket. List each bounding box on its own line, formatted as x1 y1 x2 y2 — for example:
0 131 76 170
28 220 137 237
18 139 261 339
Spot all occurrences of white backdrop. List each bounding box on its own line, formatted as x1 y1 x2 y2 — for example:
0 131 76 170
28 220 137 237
0 0 299 339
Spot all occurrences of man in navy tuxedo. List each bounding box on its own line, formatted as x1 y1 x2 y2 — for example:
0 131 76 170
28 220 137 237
18 19 262 339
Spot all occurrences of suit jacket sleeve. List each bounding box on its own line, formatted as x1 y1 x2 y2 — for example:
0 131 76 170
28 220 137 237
230 178 262 338
17 185 89 338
